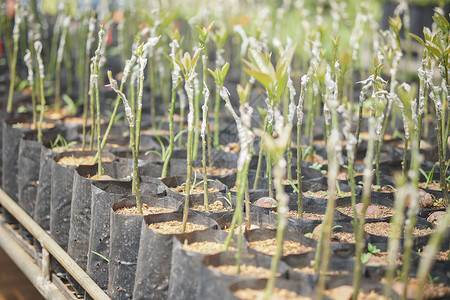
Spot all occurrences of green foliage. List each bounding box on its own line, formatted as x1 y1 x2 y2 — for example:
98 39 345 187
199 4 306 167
419 165 436 188
361 243 381 264
208 62 229 87
243 44 296 102
50 134 76 151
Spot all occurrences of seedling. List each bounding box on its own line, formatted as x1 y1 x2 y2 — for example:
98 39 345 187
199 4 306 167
361 243 381 264
419 165 436 189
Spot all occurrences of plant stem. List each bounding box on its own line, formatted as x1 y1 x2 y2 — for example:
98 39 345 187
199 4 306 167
82 15 95 150
6 8 20 113
253 116 268 190
297 122 303 218
162 83 177 178
383 179 406 298
264 157 289 300
402 138 408 178
213 86 221 148
352 117 376 300
182 77 195 233
193 78 200 160
34 41 45 143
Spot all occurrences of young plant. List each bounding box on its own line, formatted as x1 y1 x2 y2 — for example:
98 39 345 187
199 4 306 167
6 2 22 113
161 37 181 178
193 21 214 163
34 41 45 143
352 116 376 300
296 75 310 217
314 65 342 300
361 243 381 264
176 48 202 233
91 26 105 175
383 175 407 298
411 12 450 205
244 44 296 199
211 26 229 149
106 43 145 213
23 49 37 129
82 15 96 150
54 16 70 114
262 113 292 300
210 63 256 271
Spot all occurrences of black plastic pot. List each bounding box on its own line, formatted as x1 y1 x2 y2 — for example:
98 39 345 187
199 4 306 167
300 222 360 258
162 175 228 204
244 228 313 258
167 229 243 300
67 162 133 294
50 151 100 276
132 213 218 300
227 277 317 300
33 145 53 254
335 195 394 223
197 251 291 300
108 196 181 300
17 133 41 241
365 218 436 252
2 116 33 223
86 180 133 295
216 211 277 231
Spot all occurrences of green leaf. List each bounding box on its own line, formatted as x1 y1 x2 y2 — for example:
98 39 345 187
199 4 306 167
409 33 425 45
304 232 313 238
244 69 274 90
361 252 372 264
433 10 450 32
424 44 442 58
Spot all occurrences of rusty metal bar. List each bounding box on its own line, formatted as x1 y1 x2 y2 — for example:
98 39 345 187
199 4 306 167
0 188 110 300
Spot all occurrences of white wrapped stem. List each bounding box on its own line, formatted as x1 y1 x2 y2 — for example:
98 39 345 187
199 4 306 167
106 77 134 128
201 80 210 138
24 50 34 84
296 75 309 126
34 41 45 79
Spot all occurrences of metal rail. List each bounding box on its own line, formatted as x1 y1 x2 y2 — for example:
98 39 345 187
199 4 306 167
0 188 110 300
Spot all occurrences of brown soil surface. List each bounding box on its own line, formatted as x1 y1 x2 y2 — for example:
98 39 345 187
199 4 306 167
147 220 207 234
234 287 310 300
182 241 235 254
86 174 114 180
418 182 441 190
248 238 313 256
364 222 435 237
141 129 170 136
209 264 276 279
57 155 95 166
390 139 433 149
63 117 102 124
44 108 72 120
371 185 395 193
419 248 449 261
337 205 394 219
12 122 55 130
221 142 240 153
272 210 324 220
389 277 450 300
195 166 237 176
366 252 403 266
292 266 349 276
304 190 352 199
191 200 232 213
169 185 219 194
115 203 174 215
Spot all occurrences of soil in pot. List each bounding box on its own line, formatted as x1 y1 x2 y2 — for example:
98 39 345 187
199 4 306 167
198 251 291 300
389 277 450 300
364 219 435 252
167 229 242 300
132 213 218 300
217 211 277 232
245 229 314 256
108 196 181 300
335 196 395 222
229 277 314 300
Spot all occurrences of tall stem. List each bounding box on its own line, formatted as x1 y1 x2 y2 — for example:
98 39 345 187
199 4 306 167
296 122 303 218
6 5 21 113
213 87 221 148
253 117 268 190
352 117 376 299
